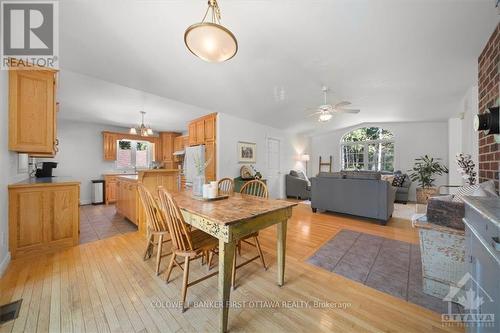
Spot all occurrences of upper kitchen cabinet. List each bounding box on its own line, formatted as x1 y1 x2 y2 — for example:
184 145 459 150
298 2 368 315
103 131 117 161
159 132 181 168
9 66 59 155
188 113 217 146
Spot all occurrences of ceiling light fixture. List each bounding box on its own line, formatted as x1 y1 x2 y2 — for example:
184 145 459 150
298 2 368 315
184 0 238 62
130 111 153 136
318 113 333 122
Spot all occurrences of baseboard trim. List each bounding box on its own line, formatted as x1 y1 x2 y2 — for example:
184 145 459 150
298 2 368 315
0 252 11 278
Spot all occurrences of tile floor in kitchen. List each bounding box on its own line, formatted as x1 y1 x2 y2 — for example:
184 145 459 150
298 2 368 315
79 204 138 244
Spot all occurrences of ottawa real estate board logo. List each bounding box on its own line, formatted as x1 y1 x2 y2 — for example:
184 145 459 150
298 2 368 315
442 273 495 328
1 1 59 70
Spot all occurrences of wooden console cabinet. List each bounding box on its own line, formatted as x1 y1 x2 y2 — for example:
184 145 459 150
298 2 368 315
8 180 80 259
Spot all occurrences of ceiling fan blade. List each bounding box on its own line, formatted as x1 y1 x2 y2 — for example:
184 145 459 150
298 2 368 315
307 111 322 117
334 101 351 108
336 108 360 114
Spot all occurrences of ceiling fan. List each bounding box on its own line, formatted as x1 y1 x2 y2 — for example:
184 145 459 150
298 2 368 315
307 86 360 122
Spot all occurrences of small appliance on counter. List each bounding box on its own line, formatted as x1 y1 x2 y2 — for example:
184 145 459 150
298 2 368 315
35 162 58 178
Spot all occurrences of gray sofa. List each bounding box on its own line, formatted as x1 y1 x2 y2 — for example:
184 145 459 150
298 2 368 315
311 171 397 224
286 170 311 199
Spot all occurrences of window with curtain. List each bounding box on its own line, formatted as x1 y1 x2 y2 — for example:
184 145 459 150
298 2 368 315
341 127 394 172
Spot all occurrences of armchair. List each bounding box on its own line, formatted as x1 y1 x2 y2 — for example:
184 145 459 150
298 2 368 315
286 170 311 200
393 170 412 203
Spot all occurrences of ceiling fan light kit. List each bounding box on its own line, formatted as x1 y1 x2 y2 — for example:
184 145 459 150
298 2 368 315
184 0 238 62
307 86 360 122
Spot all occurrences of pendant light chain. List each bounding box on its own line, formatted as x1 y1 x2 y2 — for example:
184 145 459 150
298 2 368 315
201 0 221 24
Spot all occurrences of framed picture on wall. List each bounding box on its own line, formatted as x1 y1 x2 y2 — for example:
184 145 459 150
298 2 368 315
238 141 256 163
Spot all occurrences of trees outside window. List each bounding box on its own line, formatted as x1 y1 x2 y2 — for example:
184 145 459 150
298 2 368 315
341 127 394 172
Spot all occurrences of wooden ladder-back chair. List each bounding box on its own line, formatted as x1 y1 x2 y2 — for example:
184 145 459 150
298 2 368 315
232 180 268 288
157 186 219 312
137 184 171 275
217 178 234 195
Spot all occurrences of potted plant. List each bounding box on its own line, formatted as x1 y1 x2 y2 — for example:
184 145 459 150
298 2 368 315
408 155 448 204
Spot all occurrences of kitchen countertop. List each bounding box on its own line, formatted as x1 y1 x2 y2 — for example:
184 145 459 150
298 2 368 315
8 177 81 188
463 196 500 228
117 175 139 181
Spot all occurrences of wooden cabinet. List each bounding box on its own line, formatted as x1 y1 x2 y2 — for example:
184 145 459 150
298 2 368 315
104 175 118 204
159 132 181 167
103 132 117 161
188 122 197 146
205 141 216 182
174 135 185 152
204 116 216 141
116 178 138 225
9 67 58 155
8 182 80 259
187 113 217 180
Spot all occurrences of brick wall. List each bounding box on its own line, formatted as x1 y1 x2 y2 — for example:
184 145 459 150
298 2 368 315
478 23 500 187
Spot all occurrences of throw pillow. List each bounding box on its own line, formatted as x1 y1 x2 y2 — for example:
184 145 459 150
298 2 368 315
392 174 406 187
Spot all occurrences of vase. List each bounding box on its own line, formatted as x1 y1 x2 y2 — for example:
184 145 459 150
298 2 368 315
416 187 438 204
193 174 205 197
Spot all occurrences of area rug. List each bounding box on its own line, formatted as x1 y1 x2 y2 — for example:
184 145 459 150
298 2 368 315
307 229 462 314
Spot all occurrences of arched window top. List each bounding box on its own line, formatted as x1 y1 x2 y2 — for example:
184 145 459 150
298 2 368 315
341 127 395 172
342 127 394 143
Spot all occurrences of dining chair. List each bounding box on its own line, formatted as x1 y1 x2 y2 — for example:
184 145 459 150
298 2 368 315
217 177 234 195
137 184 171 275
157 186 219 312
233 180 269 287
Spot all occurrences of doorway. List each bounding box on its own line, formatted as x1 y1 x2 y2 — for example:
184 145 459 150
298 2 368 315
266 137 282 198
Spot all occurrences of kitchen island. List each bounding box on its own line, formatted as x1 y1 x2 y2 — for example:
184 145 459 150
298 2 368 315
8 177 80 258
115 169 180 233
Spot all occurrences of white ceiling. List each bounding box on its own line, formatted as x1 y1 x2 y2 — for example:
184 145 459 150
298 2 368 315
58 0 499 135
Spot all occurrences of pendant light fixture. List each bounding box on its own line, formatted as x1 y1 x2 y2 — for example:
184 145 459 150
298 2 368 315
184 0 238 62
130 111 153 136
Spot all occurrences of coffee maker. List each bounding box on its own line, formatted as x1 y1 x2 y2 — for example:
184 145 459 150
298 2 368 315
35 162 58 178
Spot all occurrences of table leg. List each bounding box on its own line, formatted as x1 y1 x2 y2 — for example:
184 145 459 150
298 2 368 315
277 220 287 287
218 239 236 333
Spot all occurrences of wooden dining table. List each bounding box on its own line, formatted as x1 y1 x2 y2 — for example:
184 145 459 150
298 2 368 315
172 191 297 333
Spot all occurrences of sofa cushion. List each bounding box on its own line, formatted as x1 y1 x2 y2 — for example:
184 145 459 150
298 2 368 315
317 172 344 178
341 170 381 180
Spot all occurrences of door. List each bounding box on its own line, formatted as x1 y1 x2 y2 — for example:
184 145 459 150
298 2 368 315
266 137 282 199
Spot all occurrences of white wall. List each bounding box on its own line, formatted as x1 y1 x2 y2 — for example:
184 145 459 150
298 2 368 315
0 71 29 277
38 119 131 205
217 113 308 199
448 118 463 185
310 121 449 201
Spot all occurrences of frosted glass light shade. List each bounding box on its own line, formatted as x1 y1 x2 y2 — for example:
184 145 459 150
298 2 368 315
318 113 332 122
184 22 237 62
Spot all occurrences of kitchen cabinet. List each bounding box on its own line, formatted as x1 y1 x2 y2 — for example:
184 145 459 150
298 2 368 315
159 132 181 167
104 175 118 204
187 113 217 180
205 141 216 182
116 178 138 225
9 65 58 155
204 116 216 141
8 180 80 259
103 132 117 161
188 122 197 146
174 135 186 152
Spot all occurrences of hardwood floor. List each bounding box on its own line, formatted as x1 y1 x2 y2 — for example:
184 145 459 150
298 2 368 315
0 202 462 333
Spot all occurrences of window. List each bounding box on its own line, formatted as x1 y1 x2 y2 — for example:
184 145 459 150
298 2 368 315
341 127 394 172
116 139 153 169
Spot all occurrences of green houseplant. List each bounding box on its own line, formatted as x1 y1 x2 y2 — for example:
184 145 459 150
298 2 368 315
408 155 448 204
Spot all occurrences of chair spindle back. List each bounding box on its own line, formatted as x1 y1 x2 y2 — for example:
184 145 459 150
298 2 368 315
157 187 194 252
240 180 269 199
217 178 234 195
137 184 168 233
